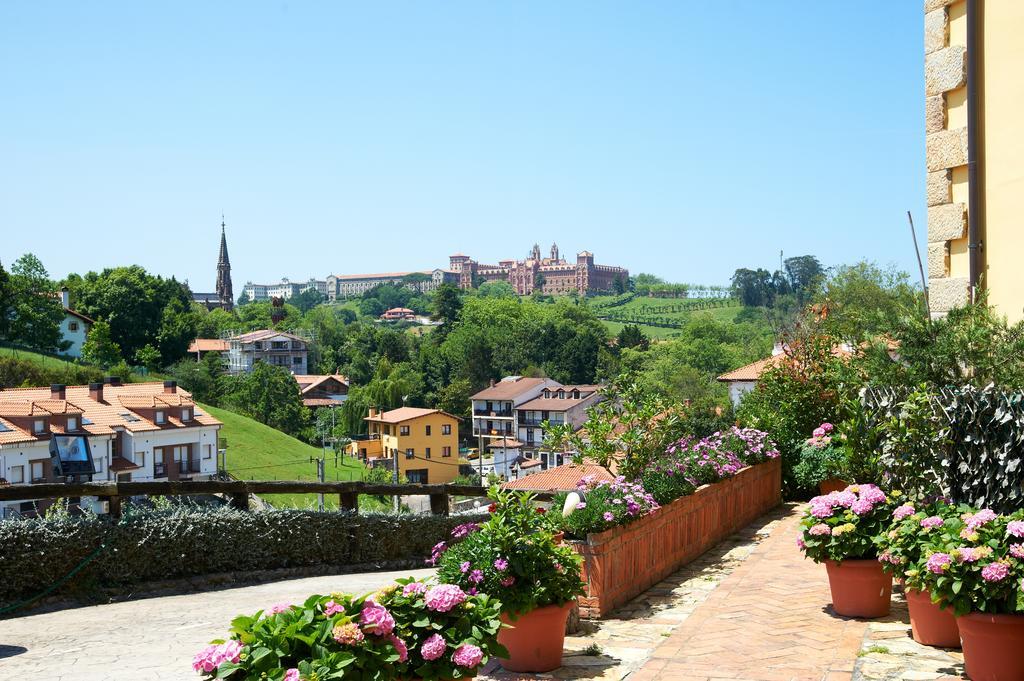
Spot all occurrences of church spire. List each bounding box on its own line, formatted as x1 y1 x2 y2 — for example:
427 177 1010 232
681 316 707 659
216 216 234 310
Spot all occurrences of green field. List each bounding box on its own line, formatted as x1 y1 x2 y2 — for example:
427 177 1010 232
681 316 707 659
0 345 166 381
585 295 744 340
199 404 384 510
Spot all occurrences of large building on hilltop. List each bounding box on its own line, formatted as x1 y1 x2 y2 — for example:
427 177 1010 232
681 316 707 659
450 244 628 296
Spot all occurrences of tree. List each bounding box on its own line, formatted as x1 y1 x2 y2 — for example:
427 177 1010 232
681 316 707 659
221 362 308 437
632 273 665 288
533 273 546 291
612 274 627 295
156 297 198 366
168 350 225 405
432 284 463 333
237 290 251 306
815 261 920 342
292 288 326 313
731 268 774 307
0 260 13 339
8 254 65 352
616 324 649 351
476 281 516 298
784 255 824 299
80 320 123 368
135 344 162 372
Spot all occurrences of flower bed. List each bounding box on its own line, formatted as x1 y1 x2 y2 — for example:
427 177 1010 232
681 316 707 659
570 456 782 618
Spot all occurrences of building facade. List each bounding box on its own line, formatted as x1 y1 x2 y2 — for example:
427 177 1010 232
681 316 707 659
325 269 458 300
0 380 221 518
226 330 309 374
515 384 605 465
450 244 628 296
925 0 1024 322
295 374 349 409
347 407 460 484
470 376 558 443
242 278 328 303
58 288 93 359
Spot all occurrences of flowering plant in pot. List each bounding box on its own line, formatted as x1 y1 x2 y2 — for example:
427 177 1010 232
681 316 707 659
435 486 585 673
919 509 1024 681
793 423 848 495
373 577 506 679
877 500 966 647
798 484 900 617
193 592 404 680
551 475 659 538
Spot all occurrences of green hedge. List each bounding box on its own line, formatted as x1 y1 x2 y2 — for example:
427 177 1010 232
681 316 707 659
0 507 487 607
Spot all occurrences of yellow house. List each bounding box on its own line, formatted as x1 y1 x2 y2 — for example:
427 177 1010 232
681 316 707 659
925 0 1024 322
347 407 461 484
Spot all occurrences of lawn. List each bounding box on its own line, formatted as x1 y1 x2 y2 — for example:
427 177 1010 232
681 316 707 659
199 404 386 511
0 346 85 372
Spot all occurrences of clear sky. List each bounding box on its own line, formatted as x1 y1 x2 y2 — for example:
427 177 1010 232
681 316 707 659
1 2 925 292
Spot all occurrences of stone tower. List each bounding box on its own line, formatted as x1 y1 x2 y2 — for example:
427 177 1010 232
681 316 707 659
531 243 541 261
550 243 559 262
216 217 234 311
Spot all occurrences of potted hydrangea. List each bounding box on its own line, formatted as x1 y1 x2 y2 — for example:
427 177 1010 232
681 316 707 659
193 592 405 680
921 508 1024 681
878 501 964 647
373 577 505 680
798 484 900 617
435 487 585 673
793 422 848 495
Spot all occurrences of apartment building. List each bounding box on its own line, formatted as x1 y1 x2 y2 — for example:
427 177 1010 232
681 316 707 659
242 278 327 302
226 330 309 375
0 380 221 518
347 407 460 484
326 269 458 300
470 376 558 443
515 384 605 467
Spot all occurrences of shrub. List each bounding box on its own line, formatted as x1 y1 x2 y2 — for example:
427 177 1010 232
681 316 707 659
876 500 967 590
553 476 659 538
797 484 902 563
434 487 584 616
792 423 848 491
0 506 487 606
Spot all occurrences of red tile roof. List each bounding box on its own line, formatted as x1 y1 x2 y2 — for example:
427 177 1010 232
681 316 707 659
472 377 551 400
188 338 230 353
365 407 460 424
501 462 614 492
716 357 779 382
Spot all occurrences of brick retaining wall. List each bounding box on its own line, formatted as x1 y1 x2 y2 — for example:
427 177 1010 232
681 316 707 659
571 457 781 618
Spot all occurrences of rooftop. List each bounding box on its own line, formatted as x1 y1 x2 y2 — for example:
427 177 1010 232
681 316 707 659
501 461 614 491
472 376 551 400
188 338 230 353
365 407 459 424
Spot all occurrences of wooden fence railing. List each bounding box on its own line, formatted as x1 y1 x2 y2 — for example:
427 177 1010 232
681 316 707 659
0 480 556 518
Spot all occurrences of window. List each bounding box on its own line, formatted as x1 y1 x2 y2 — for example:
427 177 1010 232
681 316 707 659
425 425 431 436
526 428 534 443
30 461 45 482
9 465 23 484
405 469 428 484
399 425 410 436
94 456 104 473
117 473 132 482
442 424 451 435
442 446 451 457
293 356 302 364
67 416 78 431
425 447 431 459
33 419 45 434
68 321 78 332
254 342 262 350
182 408 192 422
155 411 166 424
203 444 212 460
405 448 414 459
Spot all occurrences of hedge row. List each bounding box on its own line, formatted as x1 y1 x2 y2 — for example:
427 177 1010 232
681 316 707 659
0 506 487 606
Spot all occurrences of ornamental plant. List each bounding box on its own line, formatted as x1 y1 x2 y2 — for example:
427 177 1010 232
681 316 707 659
876 500 967 590
792 423 848 491
914 508 1024 616
552 475 659 538
193 592 404 680
373 577 506 680
641 426 780 505
798 484 902 563
435 486 585 616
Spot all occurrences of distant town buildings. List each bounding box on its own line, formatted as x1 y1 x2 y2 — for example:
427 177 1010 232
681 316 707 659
0 380 222 518
191 219 234 311
326 270 457 300
225 329 310 375
242 278 328 302
58 287 93 359
347 407 461 485
450 244 628 295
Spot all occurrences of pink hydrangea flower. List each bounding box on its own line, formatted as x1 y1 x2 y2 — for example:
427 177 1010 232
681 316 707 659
926 552 952 574
982 562 1010 582
452 643 484 668
424 584 466 612
266 602 291 615
402 581 427 597
284 669 300 681
1007 520 1024 538
421 633 447 661
851 499 874 515
834 491 858 508
324 599 345 616
858 485 886 504
192 642 242 673
1009 543 1024 559
920 516 944 529
958 547 983 563
360 601 395 636
796 537 806 550
809 523 831 536
388 634 408 663
892 504 916 521
332 622 365 645
966 509 997 530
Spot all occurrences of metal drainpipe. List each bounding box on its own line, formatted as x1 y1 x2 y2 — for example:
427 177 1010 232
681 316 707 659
966 0 982 297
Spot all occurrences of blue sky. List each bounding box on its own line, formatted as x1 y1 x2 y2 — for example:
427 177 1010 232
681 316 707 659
1 2 924 291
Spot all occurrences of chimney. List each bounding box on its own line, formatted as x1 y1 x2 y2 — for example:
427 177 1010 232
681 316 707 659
60 287 70 309
771 342 785 357
489 378 495 387
105 376 122 387
89 382 104 402
368 407 378 418
163 380 177 394
50 384 66 400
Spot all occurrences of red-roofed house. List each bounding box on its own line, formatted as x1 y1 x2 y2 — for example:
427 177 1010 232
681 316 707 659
501 462 614 492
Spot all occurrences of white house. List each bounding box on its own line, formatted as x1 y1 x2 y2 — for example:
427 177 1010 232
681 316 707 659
226 329 309 375
0 379 222 518
58 288 93 358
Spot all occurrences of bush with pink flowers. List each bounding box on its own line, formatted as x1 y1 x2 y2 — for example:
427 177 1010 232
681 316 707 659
193 592 404 680
553 475 660 538
797 484 903 563
875 500 967 591
374 577 505 679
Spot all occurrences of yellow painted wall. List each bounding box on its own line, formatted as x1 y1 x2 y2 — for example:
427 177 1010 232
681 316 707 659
980 1 1024 322
949 166 970 279
367 412 460 484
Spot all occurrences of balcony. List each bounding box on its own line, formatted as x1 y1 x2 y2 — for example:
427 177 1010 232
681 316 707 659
473 409 513 418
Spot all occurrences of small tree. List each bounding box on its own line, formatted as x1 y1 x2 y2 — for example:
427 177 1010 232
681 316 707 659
80 320 123 368
135 344 162 372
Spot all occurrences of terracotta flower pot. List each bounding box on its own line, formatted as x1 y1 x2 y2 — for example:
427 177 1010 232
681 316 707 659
905 588 960 648
957 613 1024 681
824 559 892 618
552 531 565 545
497 602 573 672
818 478 848 495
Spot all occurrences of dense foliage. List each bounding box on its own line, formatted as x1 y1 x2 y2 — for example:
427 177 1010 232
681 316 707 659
554 475 660 538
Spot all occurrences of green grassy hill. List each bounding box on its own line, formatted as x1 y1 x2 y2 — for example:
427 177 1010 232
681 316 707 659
585 295 743 339
199 404 382 510
0 345 167 383
0 346 87 372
